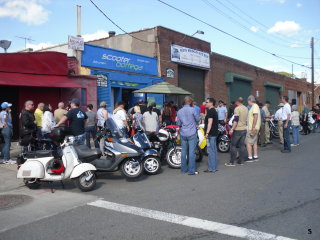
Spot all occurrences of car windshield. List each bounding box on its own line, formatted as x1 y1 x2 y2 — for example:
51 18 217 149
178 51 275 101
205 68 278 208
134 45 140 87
105 116 125 139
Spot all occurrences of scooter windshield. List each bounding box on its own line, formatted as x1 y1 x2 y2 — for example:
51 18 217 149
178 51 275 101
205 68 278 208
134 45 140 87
135 118 146 132
105 117 125 139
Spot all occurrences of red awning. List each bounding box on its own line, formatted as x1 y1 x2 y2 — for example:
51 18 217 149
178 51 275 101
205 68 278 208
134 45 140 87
0 72 82 88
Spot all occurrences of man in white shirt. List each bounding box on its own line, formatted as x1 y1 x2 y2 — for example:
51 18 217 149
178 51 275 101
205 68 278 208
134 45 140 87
281 96 292 153
113 101 129 135
274 103 285 145
217 100 228 124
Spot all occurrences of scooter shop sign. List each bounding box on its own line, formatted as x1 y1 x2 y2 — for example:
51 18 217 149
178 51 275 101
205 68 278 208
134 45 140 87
82 44 158 75
171 44 210 69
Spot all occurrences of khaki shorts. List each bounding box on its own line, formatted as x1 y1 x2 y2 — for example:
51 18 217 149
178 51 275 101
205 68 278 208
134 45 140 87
245 131 258 145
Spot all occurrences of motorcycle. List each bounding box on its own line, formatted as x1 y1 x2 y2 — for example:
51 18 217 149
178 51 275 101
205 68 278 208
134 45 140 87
17 135 97 192
132 119 161 175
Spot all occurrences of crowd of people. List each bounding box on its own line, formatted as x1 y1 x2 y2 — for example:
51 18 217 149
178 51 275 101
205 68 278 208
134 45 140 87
0 95 319 174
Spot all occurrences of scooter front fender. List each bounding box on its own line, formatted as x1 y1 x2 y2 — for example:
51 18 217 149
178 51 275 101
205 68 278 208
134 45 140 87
17 160 45 179
143 149 159 158
70 163 97 179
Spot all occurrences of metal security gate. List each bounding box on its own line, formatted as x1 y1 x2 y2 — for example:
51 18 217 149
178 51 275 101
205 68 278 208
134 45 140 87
178 66 205 105
265 86 280 114
228 79 252 103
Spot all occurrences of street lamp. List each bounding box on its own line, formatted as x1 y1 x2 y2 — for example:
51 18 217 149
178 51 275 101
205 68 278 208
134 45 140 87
192 30 204 36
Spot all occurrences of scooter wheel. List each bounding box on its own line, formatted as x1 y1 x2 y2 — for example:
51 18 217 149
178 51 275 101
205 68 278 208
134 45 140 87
74 171 96 192
23 178 41 189
143 157 161 175
218 141 230 153
121 158 143 179
166 146 182 169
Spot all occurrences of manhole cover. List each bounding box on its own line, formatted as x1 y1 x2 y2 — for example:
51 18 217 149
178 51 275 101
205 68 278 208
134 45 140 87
0 194 32 210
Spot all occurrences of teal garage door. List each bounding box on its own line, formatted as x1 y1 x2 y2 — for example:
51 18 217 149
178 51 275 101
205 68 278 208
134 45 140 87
228 79 252 103
265 86 280 114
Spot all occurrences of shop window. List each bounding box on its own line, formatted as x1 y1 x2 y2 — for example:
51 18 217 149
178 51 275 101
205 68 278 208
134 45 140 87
81 88 86 105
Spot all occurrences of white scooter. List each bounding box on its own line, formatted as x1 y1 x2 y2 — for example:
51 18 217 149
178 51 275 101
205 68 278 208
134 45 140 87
17 136 97 192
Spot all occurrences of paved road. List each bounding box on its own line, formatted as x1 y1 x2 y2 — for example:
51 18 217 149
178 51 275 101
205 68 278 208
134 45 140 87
0 133 319 240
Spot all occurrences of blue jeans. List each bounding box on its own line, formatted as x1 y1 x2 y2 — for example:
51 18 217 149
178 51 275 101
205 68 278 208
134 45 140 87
37 126 42 139
291 125 299 145
207 136 218 171
180 133 198 174
0 127 12 160
74 133 86 145
85 126 99 148
283 121 291 151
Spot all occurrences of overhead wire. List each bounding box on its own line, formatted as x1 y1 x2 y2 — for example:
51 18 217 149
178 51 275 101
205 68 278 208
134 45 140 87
88 0 156 43
156 0 310 69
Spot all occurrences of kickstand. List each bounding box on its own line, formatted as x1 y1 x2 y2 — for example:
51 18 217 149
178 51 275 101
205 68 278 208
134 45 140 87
60 181 65 189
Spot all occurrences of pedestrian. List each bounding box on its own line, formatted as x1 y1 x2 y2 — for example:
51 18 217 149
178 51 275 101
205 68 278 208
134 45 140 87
85 104 99 149
258 103 266 147
170 101 177 124
54 102 67 124
132 105 143 129
138 100 147 115
0 102 15 164
34 103 44 139
245 95 261 162
97 101 108 130
143 105 159 132
53 99 87 145
20 100 36 147
291 105 300 147
203 98 219 173
274 103 285 144
193 101 201 117
228 101 235 120
113 101 129 135
161 103 172 126
281 96 292 153
262 101 273 144
41 104 55 139
226 97 248 166
302 102 310 135
177 96 200 175
217 100 228 125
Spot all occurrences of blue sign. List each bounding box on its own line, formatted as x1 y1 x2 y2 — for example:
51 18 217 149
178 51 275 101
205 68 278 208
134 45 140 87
82 44 158 76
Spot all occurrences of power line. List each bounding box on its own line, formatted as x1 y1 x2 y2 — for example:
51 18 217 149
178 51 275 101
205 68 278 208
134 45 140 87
89 0 156 43
223 0 309 46
156 0 310 69
201 0 295 48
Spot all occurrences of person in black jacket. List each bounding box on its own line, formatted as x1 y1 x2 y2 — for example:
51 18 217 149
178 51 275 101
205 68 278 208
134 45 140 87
19 100 36 146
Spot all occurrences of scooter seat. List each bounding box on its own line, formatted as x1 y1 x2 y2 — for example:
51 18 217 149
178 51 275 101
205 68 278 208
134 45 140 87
25 150 53 159
74 144 102 163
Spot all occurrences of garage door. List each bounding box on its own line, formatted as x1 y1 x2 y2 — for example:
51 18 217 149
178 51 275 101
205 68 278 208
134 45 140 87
265 86 280 114
228 79 252 104
178 66 205 105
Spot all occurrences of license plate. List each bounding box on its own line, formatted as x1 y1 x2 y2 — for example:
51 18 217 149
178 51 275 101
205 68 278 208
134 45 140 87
22 170 31 177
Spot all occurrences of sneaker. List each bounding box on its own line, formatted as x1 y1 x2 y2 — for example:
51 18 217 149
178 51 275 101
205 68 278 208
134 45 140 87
246 157 255 163
225 163 236 167
0 159 5 164
291 144 297 147
4 159 16 165
253 156 259 162
188 171 199 175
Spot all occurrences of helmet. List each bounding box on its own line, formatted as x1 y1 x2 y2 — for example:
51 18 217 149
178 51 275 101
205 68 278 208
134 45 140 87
158 129 169 141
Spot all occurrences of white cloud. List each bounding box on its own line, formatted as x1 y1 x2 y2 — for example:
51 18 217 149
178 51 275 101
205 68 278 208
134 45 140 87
296 3 302 8
250 26 259 32
0 0 50 25
82 30 109 42
26 41 54 50
268 21 301 37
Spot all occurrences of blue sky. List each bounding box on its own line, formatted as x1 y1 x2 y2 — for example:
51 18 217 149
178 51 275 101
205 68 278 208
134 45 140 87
1 0 319 81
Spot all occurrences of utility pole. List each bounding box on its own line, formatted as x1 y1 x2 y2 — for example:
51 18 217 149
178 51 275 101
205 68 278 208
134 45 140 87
311 37 315 107
76 5 82 74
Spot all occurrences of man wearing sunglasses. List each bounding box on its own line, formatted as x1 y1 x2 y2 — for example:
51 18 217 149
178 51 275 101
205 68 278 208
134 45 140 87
19 100 36 146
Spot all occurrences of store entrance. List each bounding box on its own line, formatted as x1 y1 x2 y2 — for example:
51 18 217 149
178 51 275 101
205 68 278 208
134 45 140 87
122 88 138 110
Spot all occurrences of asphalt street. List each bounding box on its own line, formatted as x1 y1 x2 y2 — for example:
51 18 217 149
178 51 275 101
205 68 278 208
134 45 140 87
0 132 319 240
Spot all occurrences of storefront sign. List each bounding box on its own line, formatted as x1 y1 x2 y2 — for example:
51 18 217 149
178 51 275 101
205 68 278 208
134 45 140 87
166 68 174 78
68 35 84 51
171 44 210 69
82 44 158 75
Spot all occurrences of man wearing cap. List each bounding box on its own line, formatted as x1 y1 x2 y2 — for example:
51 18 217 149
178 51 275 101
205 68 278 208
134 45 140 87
0 102 15 164
246 95 261 162
53 99 87 145
274 103 285 145
217 100 228 125
281 96 292 153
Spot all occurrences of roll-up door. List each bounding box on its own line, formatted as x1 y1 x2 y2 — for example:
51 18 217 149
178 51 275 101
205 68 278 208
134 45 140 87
228 79 252 103
265 86 280 114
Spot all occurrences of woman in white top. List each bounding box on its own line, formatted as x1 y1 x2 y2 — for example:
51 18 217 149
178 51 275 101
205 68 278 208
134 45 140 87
97 101 108 130
143 105 159 132
42 104 55 138
291 105 300 146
